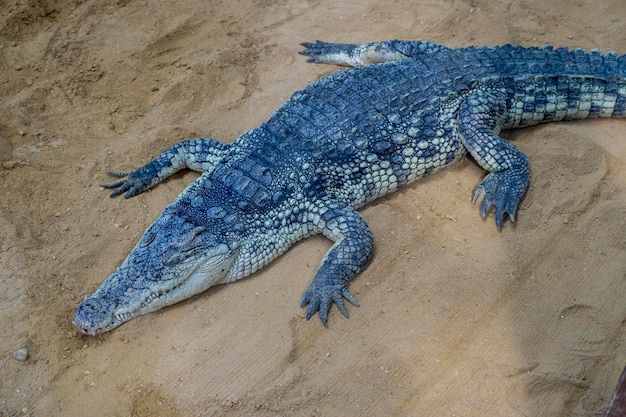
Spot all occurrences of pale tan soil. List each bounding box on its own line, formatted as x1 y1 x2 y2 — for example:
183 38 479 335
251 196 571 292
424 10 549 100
1 1 626 416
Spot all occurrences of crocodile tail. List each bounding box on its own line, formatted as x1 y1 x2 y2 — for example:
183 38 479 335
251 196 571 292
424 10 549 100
487 46 626 127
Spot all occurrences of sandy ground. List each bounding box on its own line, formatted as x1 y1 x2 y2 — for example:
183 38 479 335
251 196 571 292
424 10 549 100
1 0 626 416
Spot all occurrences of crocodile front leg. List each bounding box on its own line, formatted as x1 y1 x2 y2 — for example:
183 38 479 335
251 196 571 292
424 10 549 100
103 138 227 198
299 39 449 67
300 201 374 325
458 87 531 229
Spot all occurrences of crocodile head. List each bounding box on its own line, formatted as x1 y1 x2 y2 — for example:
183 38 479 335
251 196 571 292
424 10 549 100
73 198 241 335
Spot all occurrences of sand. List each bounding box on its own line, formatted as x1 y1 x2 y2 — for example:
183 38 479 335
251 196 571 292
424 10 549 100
1 0 626 416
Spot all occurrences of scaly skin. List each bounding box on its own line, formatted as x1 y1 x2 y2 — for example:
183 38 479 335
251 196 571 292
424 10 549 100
74 39 626 335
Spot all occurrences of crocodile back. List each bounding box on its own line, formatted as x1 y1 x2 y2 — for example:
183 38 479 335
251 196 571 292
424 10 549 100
218 44 626 217
242 55 480 208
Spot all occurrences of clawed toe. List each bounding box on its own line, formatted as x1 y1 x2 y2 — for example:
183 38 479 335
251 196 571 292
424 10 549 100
300 284 359 325
472 171 529 230
100 169 153 199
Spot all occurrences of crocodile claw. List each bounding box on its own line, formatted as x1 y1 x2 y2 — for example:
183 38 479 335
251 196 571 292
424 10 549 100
300 284 360 325
299 40 359 66
299 40 339 63
472 171 529 230
101 169 152 199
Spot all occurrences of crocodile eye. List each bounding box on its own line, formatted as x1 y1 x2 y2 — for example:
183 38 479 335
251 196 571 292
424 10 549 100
177 227 206 249
162 227 207 266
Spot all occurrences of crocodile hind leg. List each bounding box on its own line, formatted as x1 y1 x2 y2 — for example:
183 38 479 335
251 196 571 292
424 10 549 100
299 39 449 67
103 138 227 198
300 201 374 325
458 87 531 230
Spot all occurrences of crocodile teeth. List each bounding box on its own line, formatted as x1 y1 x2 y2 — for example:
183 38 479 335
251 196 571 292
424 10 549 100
140 291 165 308
115 313 130 321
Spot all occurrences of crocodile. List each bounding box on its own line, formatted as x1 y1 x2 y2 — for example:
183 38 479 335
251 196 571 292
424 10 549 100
74 38 626 335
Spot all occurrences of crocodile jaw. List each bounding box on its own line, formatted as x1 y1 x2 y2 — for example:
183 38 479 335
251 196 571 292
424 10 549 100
73 246 238 336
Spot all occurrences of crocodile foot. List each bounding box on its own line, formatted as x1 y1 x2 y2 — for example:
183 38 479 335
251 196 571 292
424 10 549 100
300 283 360 326
299 41 360 66
101 168 155 199
471 170 530 230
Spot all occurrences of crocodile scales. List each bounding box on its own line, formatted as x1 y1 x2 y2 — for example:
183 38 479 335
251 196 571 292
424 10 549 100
74 39 626 335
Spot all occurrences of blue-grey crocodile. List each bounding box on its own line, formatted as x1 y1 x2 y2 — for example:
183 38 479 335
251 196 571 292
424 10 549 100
73 38 626 335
